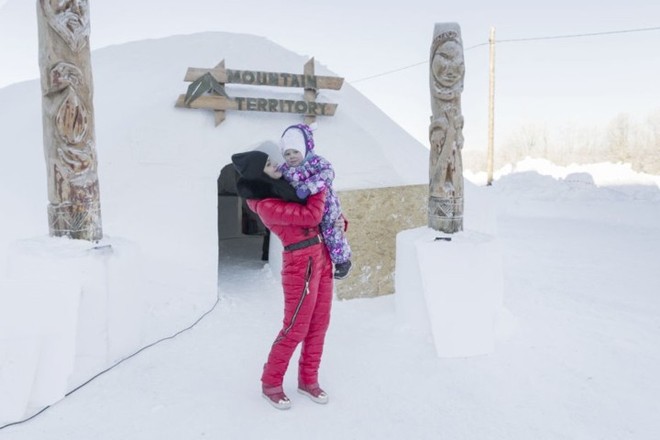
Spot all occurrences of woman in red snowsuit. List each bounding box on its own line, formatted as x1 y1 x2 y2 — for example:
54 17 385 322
231 150 335 410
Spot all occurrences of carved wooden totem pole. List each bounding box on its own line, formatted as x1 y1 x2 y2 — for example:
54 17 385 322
428 23 465 233
37 0 102 241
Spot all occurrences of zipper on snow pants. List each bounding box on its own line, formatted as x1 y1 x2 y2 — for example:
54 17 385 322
273 257 313 346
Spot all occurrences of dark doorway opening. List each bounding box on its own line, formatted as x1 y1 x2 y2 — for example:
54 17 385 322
217 163 270 273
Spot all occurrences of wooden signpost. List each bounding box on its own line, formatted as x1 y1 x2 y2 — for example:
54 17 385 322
175 58 343 126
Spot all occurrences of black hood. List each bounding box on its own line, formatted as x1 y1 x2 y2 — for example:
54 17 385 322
231 151 268 180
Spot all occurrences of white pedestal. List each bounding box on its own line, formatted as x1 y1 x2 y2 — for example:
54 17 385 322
0 236 144 422
0 277 77 421
396 227 504 358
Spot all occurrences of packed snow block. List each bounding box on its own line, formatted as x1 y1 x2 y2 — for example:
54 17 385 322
66 239 144 387
395 227 503 358
0 333 40 424
103 240 144 361
0 277 78 421
394 228 432 336
5 236 145 392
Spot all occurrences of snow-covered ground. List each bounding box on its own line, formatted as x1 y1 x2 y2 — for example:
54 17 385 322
2 159 659 439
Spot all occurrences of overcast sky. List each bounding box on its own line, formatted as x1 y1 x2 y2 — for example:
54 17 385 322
1 0 659 149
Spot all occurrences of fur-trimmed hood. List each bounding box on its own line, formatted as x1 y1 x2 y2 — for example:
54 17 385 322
235 176 305 204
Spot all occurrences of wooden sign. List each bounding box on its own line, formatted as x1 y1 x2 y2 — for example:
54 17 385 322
175 58 343 126
175 95 337 116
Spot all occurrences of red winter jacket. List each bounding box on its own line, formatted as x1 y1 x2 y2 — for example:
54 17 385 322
246 190 327 247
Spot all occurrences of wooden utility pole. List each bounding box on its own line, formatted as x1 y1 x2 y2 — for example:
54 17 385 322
486 26 496 186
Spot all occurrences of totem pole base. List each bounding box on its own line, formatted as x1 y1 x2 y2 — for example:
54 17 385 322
0 236 143 421
48 201 103 242
428 196 463 234
428 216 463 234
395 227 504 358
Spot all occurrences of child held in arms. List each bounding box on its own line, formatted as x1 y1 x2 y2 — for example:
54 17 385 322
279 123 352 279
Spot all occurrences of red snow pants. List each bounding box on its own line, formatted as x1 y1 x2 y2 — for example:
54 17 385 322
261 242 334 387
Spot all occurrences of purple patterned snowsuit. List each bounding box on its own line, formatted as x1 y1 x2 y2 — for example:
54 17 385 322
279 126 351 265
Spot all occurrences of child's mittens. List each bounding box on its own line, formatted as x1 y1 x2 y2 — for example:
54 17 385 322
296 186 311 199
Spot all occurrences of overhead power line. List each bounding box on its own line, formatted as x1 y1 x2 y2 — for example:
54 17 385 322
350 61 427 84
350 42 486 84
497 25 660 44
349 25 660 84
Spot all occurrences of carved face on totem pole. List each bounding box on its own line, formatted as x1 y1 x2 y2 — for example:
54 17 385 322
431 40 465 99
41 0 90 52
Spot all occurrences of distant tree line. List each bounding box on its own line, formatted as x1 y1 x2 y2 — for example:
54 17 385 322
464 108 660 175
